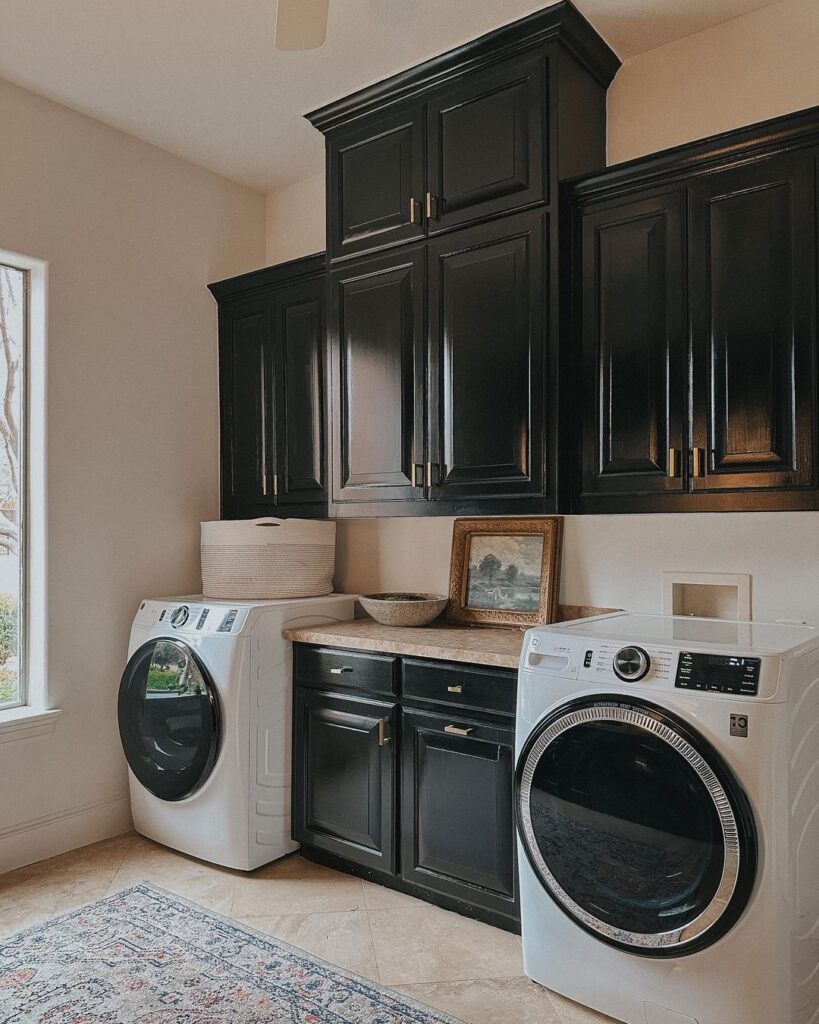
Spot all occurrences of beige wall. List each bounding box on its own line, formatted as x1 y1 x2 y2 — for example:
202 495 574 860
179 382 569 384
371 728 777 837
0 79 266 871
262 0 819 632
266 173 326 264
608 0 819 163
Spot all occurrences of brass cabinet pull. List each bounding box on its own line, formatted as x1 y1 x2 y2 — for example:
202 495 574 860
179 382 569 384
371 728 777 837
426 462 434 488
425 192 438 219
692 447 705 477
378 718 390 746
272 473 279 498
262 471 268 496
447 684 464 693
667 448 680 478
409 197 420 224
330 666 353 675
444 724 473 736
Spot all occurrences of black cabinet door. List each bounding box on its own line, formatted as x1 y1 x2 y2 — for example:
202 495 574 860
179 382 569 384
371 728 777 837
273 278 326 505
328 107 425 261
426 55 546 234
427 210 546 501
580 192 687 501
329 247 425 504
690 153 816 493
219 295 277 510
293 688 397 873
401 708 517 920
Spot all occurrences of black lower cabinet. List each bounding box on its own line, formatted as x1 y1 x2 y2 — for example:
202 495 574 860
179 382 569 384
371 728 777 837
401 709 518 926
292 644 520 932
292 687 397 873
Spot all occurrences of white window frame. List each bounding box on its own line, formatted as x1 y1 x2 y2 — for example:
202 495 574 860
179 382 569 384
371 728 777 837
0 249 59 740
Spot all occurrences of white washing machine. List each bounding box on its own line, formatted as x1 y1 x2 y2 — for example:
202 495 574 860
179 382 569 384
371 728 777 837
515 612 819 1024
118 593 356 870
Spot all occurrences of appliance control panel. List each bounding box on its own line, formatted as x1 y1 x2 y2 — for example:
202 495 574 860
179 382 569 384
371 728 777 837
523 632 779 699
144 601 248 635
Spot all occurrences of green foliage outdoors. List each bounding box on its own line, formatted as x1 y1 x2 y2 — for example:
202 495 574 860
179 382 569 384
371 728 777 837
147 666 182 692
0 594 17 664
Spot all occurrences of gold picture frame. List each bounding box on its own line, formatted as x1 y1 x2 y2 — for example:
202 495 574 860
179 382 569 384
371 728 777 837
447 517 564 627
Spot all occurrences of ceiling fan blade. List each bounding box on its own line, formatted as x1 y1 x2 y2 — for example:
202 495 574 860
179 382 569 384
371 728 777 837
275 0 329 51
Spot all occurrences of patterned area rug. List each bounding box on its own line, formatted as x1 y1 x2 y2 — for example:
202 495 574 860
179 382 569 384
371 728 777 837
0 883 462 1023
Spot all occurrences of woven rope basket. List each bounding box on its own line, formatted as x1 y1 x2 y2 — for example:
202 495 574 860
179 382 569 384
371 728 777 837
201 518 336 599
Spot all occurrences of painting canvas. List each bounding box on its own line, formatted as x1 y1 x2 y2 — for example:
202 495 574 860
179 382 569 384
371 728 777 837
447 517 563 627
465 534 545 611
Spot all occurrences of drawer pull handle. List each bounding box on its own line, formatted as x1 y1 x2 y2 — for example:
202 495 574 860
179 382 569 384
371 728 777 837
444 725 473 736
378 718 390 746
447 684 463 693
330 666 353 675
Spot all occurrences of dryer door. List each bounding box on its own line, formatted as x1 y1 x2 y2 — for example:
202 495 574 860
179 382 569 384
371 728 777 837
118 638 221 801
515 696 757 957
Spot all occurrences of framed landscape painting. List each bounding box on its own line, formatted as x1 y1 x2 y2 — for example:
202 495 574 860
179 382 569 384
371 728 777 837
447 517 564 627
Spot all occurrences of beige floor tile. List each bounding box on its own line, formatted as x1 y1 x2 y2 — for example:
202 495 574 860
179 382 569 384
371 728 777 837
395 977 562 1024
361 878 427 910
549 991 621 1023
232 852 365 917
0 831 136 936
106 836 237 913
237 908 379 982
368 904 524 986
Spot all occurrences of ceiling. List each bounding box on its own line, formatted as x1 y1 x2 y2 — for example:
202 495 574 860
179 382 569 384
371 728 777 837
0 0 782 192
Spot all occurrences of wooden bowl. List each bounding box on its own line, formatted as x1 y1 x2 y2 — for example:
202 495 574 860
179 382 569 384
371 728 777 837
359 592 449 627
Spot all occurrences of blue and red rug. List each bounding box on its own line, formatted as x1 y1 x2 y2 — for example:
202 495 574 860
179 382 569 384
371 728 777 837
0 883 461 1023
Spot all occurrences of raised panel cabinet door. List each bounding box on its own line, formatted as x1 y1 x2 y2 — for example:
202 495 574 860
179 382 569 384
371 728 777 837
219 296 277 510
328 106 425 260
425 54 546 234
690 153 816 492
272 277 327 505
329 247 425 504
427 210 546 500
292 688 397 873
401 709 518 920
580 192 687 500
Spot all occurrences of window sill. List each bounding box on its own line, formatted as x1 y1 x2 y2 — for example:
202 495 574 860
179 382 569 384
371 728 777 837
0 706 62 745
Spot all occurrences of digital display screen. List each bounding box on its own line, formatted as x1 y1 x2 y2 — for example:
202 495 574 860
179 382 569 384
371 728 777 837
675 652 761 695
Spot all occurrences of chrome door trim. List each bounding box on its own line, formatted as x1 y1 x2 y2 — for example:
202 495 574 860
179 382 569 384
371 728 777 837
517 703 743 951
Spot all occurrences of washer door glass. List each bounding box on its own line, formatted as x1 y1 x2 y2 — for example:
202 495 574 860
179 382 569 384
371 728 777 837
516 697 756 956
118 638 220 801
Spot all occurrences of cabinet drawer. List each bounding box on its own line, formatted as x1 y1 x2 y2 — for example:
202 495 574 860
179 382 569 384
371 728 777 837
402 659 516 716
293 645 398 695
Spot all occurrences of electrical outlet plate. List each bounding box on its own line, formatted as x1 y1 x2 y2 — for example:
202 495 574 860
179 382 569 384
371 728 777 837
662 571 752 621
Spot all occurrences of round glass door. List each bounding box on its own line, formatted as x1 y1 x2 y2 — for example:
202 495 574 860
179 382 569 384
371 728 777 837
118 638 221 801
516 697 757 956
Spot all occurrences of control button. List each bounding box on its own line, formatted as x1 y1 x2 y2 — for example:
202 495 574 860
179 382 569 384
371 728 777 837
583 650 594 668
217 609 238 633
170 605 189 628
613 646 651 682
196 608 209 630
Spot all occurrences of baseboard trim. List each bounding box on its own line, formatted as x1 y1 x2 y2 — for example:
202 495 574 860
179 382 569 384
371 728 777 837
0 794 133 874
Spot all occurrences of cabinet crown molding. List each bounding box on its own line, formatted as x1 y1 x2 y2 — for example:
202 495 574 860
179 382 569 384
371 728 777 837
305 0 620 134
569 103 819 204
208 251 326 302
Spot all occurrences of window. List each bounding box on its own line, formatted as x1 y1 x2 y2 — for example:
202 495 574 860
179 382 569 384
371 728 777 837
0 263 25 710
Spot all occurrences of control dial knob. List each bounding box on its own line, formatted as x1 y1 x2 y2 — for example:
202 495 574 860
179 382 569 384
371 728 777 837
613 646 651 682
170 605 190 629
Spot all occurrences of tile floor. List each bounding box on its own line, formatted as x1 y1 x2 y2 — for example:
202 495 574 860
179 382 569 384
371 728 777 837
0 831 616 1024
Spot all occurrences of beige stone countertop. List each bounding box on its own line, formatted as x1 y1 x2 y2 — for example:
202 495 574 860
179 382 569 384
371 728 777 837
283 605 614 670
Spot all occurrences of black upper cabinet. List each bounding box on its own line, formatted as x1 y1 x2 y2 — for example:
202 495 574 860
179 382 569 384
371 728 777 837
425 54 545 234
571 106 819 512
210 254 327 518
428 210 546 500
689 153 816 493
308 4 618 263
328 107 425 261
329 247 425 505
219 294 276 511
580 192 686 501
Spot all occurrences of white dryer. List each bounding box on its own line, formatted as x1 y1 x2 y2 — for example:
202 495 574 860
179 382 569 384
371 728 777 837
118 594 356 870
515 612 819 1024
